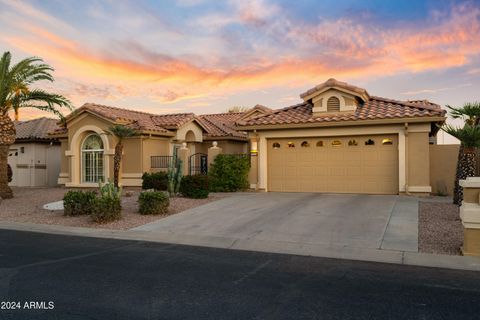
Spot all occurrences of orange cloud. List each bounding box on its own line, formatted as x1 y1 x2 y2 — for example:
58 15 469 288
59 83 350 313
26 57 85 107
2 1 480 112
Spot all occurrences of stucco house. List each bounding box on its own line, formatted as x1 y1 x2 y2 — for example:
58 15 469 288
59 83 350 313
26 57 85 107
51 78 449 195
50 103 270 187
8 117 61 187
237 79 446 195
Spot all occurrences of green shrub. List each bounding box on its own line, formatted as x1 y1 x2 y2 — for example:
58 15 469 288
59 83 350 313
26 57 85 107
63 190 96 216
208 154 250 192
142 172 168 191
179 175 209 199
138 191 169 215
91 195 122 223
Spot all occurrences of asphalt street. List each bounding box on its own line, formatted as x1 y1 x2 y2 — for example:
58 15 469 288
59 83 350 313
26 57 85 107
0 229 479 320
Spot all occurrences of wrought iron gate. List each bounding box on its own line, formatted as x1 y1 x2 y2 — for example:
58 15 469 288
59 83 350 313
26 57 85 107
189 153 208 175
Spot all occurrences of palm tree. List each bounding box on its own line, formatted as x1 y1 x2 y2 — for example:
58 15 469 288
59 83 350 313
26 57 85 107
442 124 480 205
0 51 72 199
107 125 138 188
445 103 480 205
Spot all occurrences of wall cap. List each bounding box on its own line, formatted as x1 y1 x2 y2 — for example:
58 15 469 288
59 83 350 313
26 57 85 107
460 177 480 188
460 202 480 229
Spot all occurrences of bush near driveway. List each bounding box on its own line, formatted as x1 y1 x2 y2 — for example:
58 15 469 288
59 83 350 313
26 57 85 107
142 172 168 191
208 154 250 192
91 195 122 223
180 175 209 199
138 191 169 215
63 190 96 216
91 182 122 223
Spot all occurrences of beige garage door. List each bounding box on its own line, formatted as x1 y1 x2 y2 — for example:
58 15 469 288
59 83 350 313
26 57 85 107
268 135 398 194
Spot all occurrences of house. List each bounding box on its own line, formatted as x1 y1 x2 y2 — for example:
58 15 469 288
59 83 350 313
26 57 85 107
236 79 446 195
8 117 61 187
51 78 449 195
50 104 271 187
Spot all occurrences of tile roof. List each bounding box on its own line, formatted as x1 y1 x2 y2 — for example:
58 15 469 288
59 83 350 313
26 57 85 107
15 117 61 141
198 112 247 140
300 78 369 100
237 96 445 127
69 103 194 134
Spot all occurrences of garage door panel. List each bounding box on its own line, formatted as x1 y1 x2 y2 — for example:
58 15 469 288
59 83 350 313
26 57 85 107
268 135 398 194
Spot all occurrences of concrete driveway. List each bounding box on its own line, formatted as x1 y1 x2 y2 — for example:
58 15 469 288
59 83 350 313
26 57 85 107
134 193 418 252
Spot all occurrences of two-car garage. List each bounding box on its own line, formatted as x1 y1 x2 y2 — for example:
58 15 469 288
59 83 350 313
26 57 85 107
267 135 399 194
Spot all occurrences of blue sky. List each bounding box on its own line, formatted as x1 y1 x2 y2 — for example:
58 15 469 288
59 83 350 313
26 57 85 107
0 0 479 142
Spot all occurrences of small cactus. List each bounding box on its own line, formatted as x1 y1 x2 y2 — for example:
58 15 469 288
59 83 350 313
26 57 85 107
167 154 183 196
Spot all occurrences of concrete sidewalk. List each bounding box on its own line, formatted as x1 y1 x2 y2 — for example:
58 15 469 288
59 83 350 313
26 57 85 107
1 220 479 272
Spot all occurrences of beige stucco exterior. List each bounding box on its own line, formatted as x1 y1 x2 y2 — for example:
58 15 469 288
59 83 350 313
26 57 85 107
248 122 435 195
429 144 460 195
56 111 247 187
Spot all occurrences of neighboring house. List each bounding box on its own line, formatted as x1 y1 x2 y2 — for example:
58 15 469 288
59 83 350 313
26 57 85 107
236 79 446 195
8 117 61 187
50 104 271 187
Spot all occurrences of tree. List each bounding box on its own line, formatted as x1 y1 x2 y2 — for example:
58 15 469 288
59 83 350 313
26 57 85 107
0 51 72 199
445 103 480 205
442 124 480 205
227 106 250 113
107 124 138 188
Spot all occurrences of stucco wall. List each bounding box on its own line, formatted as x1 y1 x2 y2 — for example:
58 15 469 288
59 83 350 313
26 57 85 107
429 144 459 195
407 131 431 191
122 137 143 174
142 137 170 173
197 141 247 155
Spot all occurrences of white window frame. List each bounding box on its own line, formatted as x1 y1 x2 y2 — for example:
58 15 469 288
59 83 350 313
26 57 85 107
81 134 105 183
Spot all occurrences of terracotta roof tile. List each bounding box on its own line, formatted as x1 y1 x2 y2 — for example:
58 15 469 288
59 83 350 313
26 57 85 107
198 112 247 139
15 117 60 141
237 97 445 127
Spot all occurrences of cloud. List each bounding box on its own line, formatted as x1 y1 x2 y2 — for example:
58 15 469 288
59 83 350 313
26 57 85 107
2 0 480 113
402 83 472 95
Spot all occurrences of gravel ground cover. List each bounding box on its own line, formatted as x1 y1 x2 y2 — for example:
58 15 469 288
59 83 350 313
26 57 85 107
418 199 463 255
0 187 227 230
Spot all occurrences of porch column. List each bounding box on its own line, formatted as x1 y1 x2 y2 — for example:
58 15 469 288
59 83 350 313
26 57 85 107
177 142 189 176
208 141 222 168
248 136 258 190
459 177 480 256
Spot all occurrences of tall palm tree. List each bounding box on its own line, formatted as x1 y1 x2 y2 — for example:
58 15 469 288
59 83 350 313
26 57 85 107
442 124 480 205
0 51 72 199
107 125 138 188
446 103 480 205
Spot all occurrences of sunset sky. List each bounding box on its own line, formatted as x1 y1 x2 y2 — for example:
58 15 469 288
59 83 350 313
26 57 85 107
1 0 479 143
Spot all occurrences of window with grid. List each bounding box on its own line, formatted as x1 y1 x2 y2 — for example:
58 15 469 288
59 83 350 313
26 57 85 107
81 134 104 183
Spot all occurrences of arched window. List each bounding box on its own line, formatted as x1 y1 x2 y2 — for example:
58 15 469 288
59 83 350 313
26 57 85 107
327 96 340 112
272 142 280 149
81 134 104 183
301 141 310 148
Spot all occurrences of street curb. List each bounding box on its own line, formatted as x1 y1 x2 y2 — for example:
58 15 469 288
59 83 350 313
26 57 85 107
1 221 480 272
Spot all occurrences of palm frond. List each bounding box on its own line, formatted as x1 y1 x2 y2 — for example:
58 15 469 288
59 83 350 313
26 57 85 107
16 89 73 120
446 102 480 125
441 124 480 148
107 124 138 141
